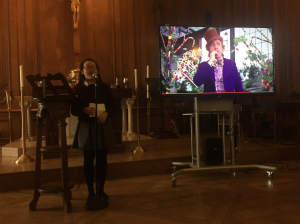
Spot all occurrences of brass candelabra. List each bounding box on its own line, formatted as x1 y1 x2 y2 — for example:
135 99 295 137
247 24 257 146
15 87 34 164
133 86 146 153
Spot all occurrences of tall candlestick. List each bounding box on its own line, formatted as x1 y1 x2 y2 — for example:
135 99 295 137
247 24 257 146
147 65 149 78
146 65 150 98
134 69 137 90
15 86 34 164
20 65 24 88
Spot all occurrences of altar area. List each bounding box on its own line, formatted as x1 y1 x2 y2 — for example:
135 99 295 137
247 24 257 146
1 133 300 192
1 133 155 158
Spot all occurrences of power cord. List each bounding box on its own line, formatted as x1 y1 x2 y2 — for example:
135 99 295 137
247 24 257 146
54 172 85 198
230 168 259 174
71 172 84 192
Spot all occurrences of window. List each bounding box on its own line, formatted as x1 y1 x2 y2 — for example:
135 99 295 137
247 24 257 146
234 28 273 80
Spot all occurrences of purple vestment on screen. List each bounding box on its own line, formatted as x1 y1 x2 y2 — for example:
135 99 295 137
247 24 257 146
193 58 244 92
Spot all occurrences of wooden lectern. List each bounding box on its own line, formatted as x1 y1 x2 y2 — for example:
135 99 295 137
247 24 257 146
27 73 75 213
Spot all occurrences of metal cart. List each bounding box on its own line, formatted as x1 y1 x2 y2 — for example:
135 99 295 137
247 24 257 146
170 97 277 187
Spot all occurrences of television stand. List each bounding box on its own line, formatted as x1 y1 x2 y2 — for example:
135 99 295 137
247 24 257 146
170 97 277 187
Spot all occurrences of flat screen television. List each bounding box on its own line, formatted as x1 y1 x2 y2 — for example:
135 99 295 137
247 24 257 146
159 26 274 96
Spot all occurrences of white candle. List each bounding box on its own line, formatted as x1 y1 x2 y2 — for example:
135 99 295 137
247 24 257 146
146 65 150 98
20 65 24 88
147 65 149 78
134 69 137 90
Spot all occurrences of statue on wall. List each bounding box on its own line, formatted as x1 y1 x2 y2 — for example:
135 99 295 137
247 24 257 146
71 0 81 30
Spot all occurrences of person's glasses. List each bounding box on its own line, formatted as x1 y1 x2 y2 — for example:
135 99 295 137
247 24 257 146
83 65 97 70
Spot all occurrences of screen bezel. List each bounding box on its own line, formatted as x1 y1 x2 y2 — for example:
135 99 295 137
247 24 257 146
158 24 275 98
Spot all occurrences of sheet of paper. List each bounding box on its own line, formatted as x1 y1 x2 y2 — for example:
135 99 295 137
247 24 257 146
89 103 106 117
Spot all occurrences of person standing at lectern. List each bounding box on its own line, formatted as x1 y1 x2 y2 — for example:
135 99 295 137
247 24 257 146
71 59 117 208
193 29 243 92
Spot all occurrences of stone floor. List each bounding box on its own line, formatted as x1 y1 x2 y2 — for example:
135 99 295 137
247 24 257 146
1 133 300 223
1 160 300 223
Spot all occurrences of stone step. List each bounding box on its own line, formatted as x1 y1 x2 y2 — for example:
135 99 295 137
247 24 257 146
1 134 154 158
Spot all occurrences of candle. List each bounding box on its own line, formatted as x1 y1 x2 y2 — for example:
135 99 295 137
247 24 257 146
20 65 24 88
134 69 137 90
147 65 149 78
146 65 150 98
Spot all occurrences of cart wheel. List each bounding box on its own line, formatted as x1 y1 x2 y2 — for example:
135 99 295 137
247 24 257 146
169 166 177 173
267 171 274 179
171 177 177 187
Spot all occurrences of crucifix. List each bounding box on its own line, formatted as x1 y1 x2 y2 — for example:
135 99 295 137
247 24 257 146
71 0 80 29
71 0 81 53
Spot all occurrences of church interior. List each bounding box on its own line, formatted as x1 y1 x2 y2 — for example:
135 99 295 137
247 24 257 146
1 0 300 223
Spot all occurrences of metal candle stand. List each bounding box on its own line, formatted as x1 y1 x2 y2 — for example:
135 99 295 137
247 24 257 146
147 97 151 137
15 87 34 164
94 78 99 199
144 77 159 137
133 86 146 153
4 90 13 143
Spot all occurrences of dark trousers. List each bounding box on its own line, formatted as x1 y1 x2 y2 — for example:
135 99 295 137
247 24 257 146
83 148 108 195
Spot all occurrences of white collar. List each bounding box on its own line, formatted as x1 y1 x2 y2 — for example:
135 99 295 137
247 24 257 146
84 80 95 86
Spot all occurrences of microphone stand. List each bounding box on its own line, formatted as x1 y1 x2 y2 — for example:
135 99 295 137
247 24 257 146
94 77 99 201
85 74 108 210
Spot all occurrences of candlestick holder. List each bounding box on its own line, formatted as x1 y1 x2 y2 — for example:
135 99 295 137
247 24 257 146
123 78 129 88
133 86 146 153
4 90 13 143
147 97 152 137
15 87 34 164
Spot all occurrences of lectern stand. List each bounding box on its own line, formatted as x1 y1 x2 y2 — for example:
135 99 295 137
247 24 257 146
170 97 277 187
27 73 76 213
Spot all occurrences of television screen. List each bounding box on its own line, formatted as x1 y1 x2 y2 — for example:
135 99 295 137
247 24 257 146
159 26 274 95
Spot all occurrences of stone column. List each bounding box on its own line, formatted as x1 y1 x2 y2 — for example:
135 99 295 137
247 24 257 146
121 98 128 135
68 113 78 137
126 96 136 137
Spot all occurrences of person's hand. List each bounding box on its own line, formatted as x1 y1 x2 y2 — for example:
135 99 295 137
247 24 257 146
97 112 108 123
208 51 218 66
84 106 96 116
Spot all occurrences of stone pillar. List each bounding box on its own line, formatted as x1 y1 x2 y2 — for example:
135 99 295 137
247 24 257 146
126 96 136 137
121 98 128 135
68 113 78 137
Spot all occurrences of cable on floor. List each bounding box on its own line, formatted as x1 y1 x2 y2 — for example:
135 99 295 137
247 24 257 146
230 168 259 174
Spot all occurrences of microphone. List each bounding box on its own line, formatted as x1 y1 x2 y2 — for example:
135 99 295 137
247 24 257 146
92 73 98 79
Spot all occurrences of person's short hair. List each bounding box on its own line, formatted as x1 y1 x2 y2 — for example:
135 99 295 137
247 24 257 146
79 58 100 84
79 58 100 72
